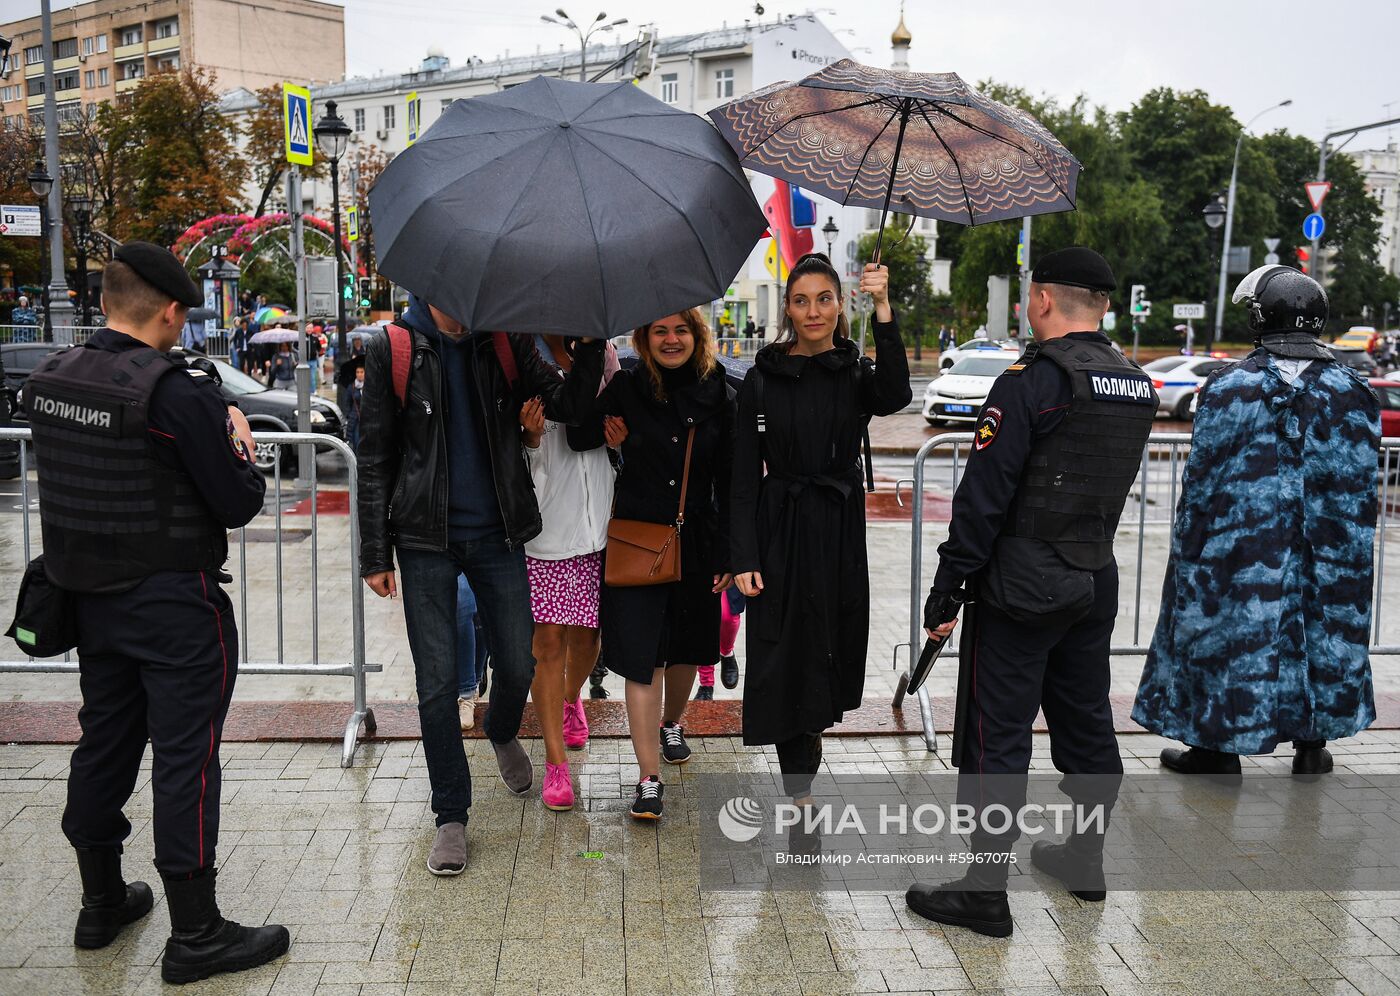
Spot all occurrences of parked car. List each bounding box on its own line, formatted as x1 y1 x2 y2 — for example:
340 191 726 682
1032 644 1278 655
1371 379 1400 440
1334 326 1380 353
937 336 1022 371
1142 354 1237 420
923 352 1019 425
1330 347 1379 377
181 352 344 472
1 341 62 419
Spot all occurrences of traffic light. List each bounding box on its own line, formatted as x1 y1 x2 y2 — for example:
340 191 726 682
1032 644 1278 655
1129 284 1151 318
358 277 372 308
1296 246 1310 274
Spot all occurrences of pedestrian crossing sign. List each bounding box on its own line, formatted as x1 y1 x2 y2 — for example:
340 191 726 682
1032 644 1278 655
406 91 421 147
347 205 358 242
283 83 313 166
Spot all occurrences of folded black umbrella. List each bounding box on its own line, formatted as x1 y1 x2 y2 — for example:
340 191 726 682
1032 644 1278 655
369 75 768 339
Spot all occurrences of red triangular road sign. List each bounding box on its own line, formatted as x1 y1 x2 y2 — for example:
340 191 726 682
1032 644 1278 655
1305 181 1332 212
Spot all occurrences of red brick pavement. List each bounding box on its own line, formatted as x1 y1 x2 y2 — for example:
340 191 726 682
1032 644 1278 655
4 694 1397 745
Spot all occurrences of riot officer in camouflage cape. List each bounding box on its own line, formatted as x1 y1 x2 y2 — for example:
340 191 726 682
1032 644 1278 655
1132 265 1380 777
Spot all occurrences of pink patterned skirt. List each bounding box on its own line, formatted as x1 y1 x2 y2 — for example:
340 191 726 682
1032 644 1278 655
526 551 602 627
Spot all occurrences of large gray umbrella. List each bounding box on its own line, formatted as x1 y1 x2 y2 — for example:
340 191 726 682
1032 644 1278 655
369 75 767 339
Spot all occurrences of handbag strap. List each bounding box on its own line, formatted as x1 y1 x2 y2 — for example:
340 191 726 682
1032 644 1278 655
675 426 696 526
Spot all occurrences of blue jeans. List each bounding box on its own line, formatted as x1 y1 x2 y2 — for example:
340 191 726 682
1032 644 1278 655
396 534 535 826
455 574 490 696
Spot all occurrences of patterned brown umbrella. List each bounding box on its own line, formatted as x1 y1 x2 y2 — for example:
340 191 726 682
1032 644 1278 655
708 59 1080 258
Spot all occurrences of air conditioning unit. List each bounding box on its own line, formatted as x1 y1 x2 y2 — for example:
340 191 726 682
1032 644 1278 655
375 128 388 140
78 53 87 63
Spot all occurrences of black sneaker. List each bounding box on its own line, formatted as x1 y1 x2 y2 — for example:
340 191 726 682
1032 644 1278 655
720 654 740 689
694 685 714 701
630 777 664 820
589 663 609 700
660 722 692 764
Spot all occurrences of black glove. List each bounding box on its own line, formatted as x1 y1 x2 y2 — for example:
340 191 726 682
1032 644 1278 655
923 587 966 631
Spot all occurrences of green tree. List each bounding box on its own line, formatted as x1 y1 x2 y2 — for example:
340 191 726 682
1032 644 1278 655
856 230 931 345
243 84 327 218
98 68 248 245
0 124 43 312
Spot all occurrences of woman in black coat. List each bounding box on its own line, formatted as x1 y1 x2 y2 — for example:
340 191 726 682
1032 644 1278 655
598 309 735 821
732 253 911 801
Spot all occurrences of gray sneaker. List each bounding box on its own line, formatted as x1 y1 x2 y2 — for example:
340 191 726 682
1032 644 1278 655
493 738 533 795
428 822 467 876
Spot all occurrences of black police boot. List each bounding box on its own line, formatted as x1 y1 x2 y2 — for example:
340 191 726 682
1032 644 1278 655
73 847 154 949
1160 746 1241 782
1292 740 1333 776
589 662 609 699
161 869 290 985
905 836 1013 938
1030 832 1106 902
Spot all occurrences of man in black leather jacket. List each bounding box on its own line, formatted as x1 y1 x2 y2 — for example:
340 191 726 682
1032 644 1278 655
357 298 603 874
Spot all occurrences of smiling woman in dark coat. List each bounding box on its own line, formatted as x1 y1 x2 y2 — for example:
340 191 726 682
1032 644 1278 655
597 308 735 821
731 253 911 802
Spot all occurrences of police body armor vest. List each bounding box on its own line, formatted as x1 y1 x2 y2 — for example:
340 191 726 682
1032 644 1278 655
26 343 228 593
1004 337 1157 570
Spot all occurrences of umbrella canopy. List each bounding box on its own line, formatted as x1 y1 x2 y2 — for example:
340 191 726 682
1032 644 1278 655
248 329 302 345
709 59 1080 237
369 75 768 339
253 306 291 324
187 307 220 323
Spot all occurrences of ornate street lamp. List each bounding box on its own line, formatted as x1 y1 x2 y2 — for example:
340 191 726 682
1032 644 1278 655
314 99 354 368
27 161 54 341
821 215 839 258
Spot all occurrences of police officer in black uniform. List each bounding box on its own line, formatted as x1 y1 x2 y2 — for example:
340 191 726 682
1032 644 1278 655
905 248 1157 938
25 243 290 984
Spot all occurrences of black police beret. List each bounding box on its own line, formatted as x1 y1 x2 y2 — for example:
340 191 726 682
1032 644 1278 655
113 241 203 308
1030 246 1116 293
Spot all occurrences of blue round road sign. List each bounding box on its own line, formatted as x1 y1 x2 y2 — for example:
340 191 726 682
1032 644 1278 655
1303 212 1326 240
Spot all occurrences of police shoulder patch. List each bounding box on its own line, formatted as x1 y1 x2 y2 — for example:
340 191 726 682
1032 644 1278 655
1003 363 1026 375
1087 370 1155 405
973 405 1002 451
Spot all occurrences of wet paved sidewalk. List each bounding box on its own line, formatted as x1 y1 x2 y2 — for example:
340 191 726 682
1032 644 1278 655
3 733 1400 995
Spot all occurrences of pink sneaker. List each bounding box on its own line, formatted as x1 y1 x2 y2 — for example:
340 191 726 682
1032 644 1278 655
542 761 574 811
563 697 589 749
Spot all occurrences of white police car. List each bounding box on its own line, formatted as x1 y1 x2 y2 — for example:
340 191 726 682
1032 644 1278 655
923 352 1020 425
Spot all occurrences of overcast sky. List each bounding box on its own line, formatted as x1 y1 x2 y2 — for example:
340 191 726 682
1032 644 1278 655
6 0 1397 146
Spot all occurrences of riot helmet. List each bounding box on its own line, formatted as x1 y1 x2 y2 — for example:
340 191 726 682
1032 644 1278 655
1231 264 1328 335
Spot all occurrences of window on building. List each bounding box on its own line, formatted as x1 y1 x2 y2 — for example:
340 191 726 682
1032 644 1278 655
120 25 143 46
155 18 178 39
55 71 79 91
27 78 45 97
120 61 143 81
0 85 16 102
383 104 395 130
24 46 43 65
96 34 108 53
55 38 79 59
715 67 734 99
660 73 678 104
353 107 365 132
56 103 83 125
97 67 109 86
156 56 178 71
83 70 94 88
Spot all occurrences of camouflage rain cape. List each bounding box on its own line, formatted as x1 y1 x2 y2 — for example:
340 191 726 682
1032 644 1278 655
1133 350 1380 755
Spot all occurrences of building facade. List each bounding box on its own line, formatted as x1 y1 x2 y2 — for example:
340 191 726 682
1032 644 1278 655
1352 143 1400 283
1 0 344 130
221 13 948 334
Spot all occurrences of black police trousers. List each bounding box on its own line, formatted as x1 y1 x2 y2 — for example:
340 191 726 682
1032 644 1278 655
61 570 238 877
957 561 1124 801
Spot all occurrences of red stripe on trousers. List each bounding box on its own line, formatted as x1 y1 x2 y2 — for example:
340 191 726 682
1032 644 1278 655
197 571 230 870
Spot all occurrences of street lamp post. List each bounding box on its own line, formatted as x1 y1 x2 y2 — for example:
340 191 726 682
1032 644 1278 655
822 215 839 258
27 161 54 342
1212 98 1292 342
68 192 93 326
38 0 73 342
913 254 930 362
540 9 629 81
314 99 353 374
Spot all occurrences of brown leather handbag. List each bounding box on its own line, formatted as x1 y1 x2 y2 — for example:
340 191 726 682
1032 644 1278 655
604 428 695 587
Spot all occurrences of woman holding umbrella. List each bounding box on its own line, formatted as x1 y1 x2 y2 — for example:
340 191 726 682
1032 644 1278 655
731 254 910 805
596 310 735 821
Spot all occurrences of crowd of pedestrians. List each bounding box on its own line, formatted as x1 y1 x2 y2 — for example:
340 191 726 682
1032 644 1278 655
356 252 906 862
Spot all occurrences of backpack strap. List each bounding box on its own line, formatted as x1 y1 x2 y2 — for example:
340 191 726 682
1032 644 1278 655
387 322 413 409
492 332 519 387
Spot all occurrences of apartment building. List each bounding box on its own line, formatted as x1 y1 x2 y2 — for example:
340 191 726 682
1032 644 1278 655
1 0 344 130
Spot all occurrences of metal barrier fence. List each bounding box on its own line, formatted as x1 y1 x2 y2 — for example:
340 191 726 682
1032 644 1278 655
893 431 1400 752
0 428 378 766
0 325 108 346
